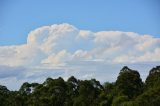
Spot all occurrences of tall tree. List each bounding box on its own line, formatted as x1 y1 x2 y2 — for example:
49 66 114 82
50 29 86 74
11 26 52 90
115 66 143 98
145 66 160 89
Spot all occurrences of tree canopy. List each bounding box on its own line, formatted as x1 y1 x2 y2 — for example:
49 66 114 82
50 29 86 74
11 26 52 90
0 66 160 106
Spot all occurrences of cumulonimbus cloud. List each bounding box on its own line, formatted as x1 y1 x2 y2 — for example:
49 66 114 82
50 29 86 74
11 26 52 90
0 23 160 90
0 23 160 67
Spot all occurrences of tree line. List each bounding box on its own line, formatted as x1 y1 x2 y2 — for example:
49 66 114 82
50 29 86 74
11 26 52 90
0 66 160 106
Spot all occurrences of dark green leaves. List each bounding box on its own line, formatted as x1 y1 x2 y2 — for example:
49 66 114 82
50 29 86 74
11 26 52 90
0 66 160 106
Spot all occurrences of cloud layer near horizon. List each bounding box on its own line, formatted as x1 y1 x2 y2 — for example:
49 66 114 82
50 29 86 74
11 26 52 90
0 23 160 90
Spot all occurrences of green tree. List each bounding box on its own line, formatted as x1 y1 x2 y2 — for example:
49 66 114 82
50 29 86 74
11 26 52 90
112 95 129 106
115 66 143 99
0 85 10 106
145 66 160 89
73 79 103 106
135 86 160 106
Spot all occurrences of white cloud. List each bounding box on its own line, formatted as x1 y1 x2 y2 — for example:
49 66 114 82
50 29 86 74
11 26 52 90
41 50 72 68
136 48 160 62
78 30 94 39
27 23 78 54
0 23 160 90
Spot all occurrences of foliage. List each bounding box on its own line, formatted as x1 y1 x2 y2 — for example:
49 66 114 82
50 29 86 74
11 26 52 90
115 66 143 99
145 66 160 89
0 66 160 106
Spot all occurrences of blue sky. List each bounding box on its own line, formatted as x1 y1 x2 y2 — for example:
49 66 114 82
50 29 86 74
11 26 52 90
0 0 160 90
0 0 160 45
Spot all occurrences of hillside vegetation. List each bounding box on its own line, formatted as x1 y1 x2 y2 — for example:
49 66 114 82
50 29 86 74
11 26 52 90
0 66 160 106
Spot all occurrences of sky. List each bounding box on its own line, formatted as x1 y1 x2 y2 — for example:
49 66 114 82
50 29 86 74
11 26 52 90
0 0 160 90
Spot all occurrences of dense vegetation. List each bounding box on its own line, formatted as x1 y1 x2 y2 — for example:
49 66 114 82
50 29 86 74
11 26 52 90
0 66 160 106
